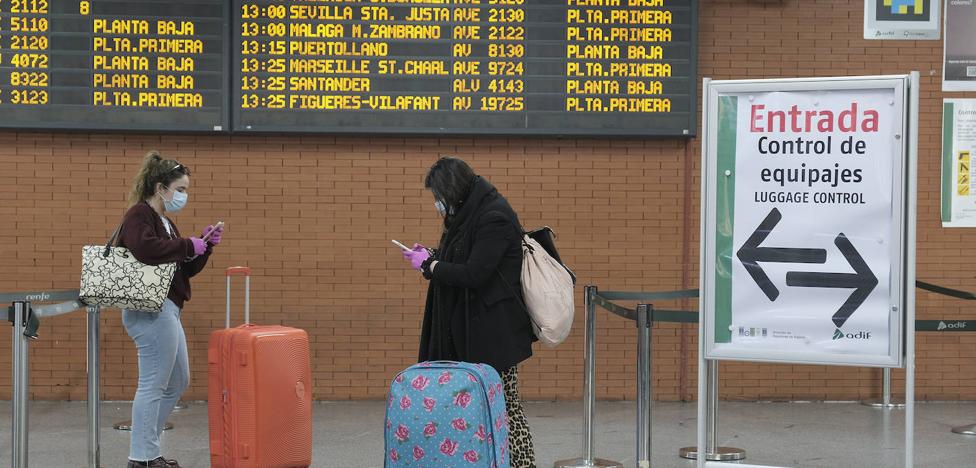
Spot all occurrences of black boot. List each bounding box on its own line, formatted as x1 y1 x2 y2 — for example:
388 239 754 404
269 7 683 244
126 457 171 468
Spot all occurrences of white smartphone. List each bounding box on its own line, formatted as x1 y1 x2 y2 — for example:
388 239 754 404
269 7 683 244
391 239 410 251
203 221 224 241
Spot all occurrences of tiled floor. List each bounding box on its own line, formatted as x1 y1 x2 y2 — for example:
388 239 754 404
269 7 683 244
1 400 975 467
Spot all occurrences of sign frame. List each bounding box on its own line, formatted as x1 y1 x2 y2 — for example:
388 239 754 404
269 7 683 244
699 75 913 368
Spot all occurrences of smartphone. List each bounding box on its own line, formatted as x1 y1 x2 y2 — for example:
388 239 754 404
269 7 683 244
391 239 410 251
203 221 224 241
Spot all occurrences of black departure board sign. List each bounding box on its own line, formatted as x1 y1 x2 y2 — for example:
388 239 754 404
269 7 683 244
0 0 227 131
232 0 697 136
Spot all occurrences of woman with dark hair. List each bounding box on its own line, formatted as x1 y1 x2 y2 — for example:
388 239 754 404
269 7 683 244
402 156 537 467
118 151 223 468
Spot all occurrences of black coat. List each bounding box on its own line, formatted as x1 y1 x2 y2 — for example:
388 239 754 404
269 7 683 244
418 177 535 373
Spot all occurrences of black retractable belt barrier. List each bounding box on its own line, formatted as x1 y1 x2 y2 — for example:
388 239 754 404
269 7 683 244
862 281 976 408
557 280 976 466
589 282 976 331
914 281 976 332
913 281 976 436
2 290 101 468
596 289 745 462
555 287 748 465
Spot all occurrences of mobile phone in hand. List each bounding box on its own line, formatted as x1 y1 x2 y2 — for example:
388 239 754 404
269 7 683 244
391 239 410 251
203 221 224 241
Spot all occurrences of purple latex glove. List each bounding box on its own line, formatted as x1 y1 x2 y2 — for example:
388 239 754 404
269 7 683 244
402 244 431 271
189 237 207 256
202 225 223 245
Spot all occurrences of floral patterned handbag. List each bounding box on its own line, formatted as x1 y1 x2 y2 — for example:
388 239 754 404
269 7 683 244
384 361 510 467
79 223 176 312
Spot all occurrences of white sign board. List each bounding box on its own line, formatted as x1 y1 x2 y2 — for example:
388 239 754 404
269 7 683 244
863 0 940 40
943 1 976 91
941 99 976 226
701 76 910 367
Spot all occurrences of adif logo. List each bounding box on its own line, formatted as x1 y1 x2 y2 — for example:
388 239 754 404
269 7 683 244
937 321 967 330
832 329 872 340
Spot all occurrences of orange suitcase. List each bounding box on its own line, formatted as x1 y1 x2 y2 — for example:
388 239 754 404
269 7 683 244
208 267 312 468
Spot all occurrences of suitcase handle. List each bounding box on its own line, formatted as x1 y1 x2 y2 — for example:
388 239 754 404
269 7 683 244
226 266 251 276
225 266 250 328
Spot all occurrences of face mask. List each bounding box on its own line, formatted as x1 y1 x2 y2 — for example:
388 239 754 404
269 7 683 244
161 187 188 213
435 200 457 215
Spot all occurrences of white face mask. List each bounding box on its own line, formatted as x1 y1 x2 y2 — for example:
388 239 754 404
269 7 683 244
434 200 447 215
161 187 188 213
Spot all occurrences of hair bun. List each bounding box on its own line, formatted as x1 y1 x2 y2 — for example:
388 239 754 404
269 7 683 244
142 150 162 168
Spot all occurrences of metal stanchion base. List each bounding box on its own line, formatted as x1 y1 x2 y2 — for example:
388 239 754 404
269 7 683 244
554 458 624 468
678 446 747 461
860 398 906 408
951 424 976 435
113 420 174 431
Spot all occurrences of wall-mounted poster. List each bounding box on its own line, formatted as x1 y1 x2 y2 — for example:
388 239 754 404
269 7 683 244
941 99 976 226
943 1 976 91
864 0 940 40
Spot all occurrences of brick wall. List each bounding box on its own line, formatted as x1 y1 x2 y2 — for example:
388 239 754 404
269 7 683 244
2 0 975 402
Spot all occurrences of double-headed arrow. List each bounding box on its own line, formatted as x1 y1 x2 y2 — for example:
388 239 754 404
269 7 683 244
737 208 878 329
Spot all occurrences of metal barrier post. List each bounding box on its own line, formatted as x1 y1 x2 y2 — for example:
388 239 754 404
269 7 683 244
87 305 102 468
861 368 905 408
555 286 622 468
584 285 596 462
883 368 892 406
679 361 745 461
11 301 30 468
3 290 100 467
635 304 652 468
708 362 717 454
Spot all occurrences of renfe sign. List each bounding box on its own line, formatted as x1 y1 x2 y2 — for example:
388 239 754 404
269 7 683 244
701 76 911 367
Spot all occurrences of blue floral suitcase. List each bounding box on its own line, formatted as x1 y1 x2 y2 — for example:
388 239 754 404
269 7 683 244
384 361 510 467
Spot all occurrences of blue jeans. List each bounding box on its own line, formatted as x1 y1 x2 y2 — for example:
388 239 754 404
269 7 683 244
122 299 189 461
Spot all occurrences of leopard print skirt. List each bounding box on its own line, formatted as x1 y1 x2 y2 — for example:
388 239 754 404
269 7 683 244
501 366 536 468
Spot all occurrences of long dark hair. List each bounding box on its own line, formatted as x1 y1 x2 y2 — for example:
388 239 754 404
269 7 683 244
424 156 476 214
129 150 190 205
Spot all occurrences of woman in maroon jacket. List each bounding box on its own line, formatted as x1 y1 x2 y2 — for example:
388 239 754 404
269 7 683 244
118 151 222 468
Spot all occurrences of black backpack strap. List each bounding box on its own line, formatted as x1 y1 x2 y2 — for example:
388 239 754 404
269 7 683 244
495 256 541 332
483 208 538 328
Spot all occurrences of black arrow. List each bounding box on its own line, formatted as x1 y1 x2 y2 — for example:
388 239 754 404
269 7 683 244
785 233 878 329
736 208 828 301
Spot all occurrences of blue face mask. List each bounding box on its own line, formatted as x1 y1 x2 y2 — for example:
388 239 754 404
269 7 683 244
162 187 188 213
434 200 447 215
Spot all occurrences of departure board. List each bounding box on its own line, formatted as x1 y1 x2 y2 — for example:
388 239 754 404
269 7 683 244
0 0 227 131
232 0 697 136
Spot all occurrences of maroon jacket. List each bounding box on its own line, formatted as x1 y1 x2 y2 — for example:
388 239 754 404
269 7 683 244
117 201 212 309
